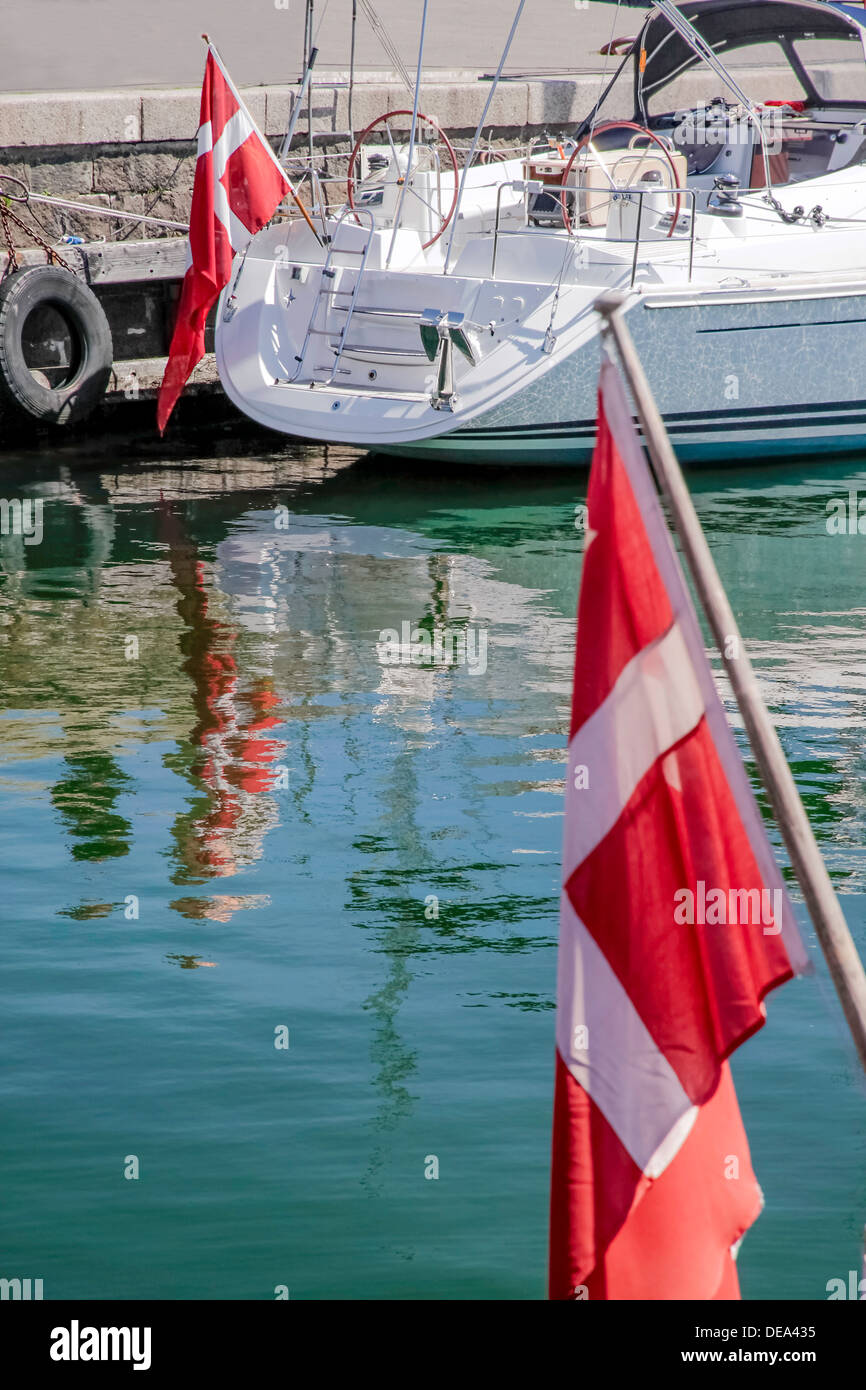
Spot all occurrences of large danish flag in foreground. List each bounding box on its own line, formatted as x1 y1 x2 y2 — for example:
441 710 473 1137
157 46 290 432
549 361 810 1301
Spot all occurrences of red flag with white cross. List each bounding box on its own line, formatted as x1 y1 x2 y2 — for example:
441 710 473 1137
549 358 810 1300
157 44 290 432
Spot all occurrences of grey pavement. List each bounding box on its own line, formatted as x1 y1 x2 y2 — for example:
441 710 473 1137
3 1 632 92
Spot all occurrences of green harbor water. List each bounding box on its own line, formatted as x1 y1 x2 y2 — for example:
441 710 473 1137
1 435 865 1300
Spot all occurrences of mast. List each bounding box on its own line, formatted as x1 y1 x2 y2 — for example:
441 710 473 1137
385 0 431 269
442 0 528 275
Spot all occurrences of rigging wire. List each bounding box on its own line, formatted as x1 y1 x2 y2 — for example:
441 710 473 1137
358 0 416 96
589 0 624 149
304 0 314 167
311 0 333 44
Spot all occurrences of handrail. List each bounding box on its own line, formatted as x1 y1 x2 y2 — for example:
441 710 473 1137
492 178 542 276
624 186 697 287
488 178 697 286
328 207 376 383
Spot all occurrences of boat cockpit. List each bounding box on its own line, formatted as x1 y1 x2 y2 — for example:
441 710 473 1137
319 0 866 269
635 0 866 190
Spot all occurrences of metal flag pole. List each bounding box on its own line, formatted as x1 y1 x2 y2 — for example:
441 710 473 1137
594 288 866 1076
385 0 430 269
442 0 528 276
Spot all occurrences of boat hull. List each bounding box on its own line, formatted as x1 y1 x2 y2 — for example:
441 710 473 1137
374 404 866 467
215 220 866 467
374 287 866 465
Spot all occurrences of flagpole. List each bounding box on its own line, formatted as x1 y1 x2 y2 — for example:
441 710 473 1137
594 289 866 1076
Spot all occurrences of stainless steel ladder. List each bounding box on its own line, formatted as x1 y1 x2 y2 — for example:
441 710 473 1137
291 207 375 384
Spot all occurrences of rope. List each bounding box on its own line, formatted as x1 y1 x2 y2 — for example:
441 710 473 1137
114 152 188 240
1 149 190 252
22 191 187 232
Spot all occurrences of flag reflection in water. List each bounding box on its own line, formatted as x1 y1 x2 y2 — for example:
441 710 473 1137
159 501 285 922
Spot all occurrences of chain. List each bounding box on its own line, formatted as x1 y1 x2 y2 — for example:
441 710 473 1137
0 202 20 277
0 179 73 280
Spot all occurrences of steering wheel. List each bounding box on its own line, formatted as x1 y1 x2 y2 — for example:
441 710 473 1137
346 110 459 249
559 120 682 239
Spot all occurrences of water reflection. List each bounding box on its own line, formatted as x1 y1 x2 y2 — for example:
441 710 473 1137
1 437 865 1297
165 953 218 970
1 444 864 923
159 501 285 897
51 751 132 861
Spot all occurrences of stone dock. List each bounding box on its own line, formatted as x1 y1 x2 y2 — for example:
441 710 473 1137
0 71 638 241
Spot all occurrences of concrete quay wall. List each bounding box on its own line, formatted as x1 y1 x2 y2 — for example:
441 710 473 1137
0 65 825 243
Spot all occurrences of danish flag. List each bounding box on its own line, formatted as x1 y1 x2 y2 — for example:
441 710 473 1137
157 44 291 432
549 360 810 1300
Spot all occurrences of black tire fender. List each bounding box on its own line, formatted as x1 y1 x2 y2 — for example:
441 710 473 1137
0 265 113 425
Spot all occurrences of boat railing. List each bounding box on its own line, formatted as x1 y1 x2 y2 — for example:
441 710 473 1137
287 165 697 288
282 143 528 165
492 179 544 276
489 178 697 285
626 186 697 287
288 143 445 233
282 143 528 219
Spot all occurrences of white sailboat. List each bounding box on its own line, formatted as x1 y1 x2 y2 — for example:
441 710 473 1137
216 0 866 464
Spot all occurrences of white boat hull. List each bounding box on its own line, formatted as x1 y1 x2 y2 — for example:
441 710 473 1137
216 159 866 466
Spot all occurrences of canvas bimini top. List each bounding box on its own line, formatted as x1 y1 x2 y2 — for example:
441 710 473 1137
634 0 866 112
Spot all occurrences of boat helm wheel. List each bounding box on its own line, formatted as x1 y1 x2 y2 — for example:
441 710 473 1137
346 110 459 249
559 120 682 239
